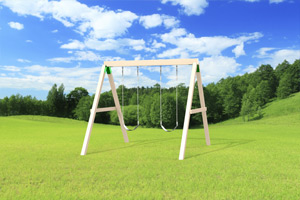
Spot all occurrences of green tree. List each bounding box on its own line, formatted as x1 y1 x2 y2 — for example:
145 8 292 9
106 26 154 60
275 60 290 79
255 64 278 99
240 87 262 121
74 95 92 121
66 87 89 118
277 73 293 99
46 83 66 117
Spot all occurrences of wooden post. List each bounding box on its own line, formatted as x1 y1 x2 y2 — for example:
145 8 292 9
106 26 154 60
179 63 197 160
81 65 106 155
107 71 129 143
196 65 210 146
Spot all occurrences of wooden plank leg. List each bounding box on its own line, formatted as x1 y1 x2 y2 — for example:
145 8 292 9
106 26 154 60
196 68 211 146
81 65 106 155
107 72 129 143
179 63 197 160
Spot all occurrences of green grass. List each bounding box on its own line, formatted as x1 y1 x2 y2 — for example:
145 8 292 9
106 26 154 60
0 94 300 199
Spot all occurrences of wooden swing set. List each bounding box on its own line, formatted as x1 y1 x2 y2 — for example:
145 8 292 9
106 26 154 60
80 59 210 160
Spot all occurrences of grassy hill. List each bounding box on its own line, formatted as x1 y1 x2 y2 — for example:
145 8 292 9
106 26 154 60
220 92 300 125
0 93 299 199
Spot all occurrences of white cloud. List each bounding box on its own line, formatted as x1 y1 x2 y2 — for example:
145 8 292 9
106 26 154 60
48 51 102 63
17 59 31 63
0 64 101 92
269 0 285 3
152 40 166 49
26 40 32 43
232 43 245 58
158 28 263 58
256 48 300 67
161 0 208 16
255 47 276 58
200 56 241 83
243 0 260 2
8 21 24 30
139 14 179 29
61 40 85 50
163 15 180 28
52 29 58 33
60 38 146 52
0 65 21 72
140 14 163 29
1 0 138 39
0 64 158 93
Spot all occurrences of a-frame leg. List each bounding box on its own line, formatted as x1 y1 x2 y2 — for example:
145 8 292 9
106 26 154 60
107 72 129 143
81 65 129 156
179 63 197 160
179 63 211 160
81 65 106 155
196 66 211 146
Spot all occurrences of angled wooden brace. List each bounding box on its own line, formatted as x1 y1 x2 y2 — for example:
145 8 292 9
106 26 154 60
81 65 128 156
179 63 210 160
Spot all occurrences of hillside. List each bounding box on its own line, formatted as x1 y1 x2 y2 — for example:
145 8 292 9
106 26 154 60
0 94 299 199
219 92 300 125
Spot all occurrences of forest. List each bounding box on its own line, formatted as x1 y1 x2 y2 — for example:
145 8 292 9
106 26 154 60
0 59 299 128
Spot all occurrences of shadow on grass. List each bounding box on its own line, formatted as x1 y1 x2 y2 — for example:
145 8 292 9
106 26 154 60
88 137 179 155
88 137 255 160
185 137 255 160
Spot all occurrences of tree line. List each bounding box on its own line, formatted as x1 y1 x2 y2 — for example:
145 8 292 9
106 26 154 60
0 59 299 127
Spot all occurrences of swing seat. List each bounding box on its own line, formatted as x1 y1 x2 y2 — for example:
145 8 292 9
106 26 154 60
124 122 139 131
160 121 178 132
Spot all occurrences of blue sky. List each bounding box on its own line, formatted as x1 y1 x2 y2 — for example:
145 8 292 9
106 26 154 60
0 0 299 100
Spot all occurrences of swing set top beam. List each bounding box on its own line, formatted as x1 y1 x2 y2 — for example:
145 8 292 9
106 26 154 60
104 59 199 67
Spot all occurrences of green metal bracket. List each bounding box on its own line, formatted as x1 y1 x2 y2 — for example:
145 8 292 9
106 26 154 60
105 66 112 74
196 64 200 73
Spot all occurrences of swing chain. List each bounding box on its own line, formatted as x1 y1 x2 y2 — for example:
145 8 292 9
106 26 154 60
122 66 139 131
160 65 179 132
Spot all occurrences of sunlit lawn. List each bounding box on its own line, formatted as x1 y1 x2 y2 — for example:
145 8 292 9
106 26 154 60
0 110 299 199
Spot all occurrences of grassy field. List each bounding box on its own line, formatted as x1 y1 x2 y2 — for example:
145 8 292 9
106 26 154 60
0 93 300 199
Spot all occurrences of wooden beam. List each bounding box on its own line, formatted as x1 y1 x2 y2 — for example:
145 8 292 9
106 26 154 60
104 59 199 67
179 62 197 160
190 107 207 114
91 107 116 113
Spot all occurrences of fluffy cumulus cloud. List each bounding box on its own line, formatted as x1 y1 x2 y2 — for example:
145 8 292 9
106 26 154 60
158 28 263 58
1 0 138 39
255 48 300 67
232 43 246 58
8 21 24 30
200 56 241 83
139 14 179 29
161 0 208 16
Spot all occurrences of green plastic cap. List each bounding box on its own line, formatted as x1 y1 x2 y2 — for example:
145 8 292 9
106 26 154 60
105 66 112 74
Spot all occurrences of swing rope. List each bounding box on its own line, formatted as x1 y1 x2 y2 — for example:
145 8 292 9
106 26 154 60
122 66 139 131
160 65 179 132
